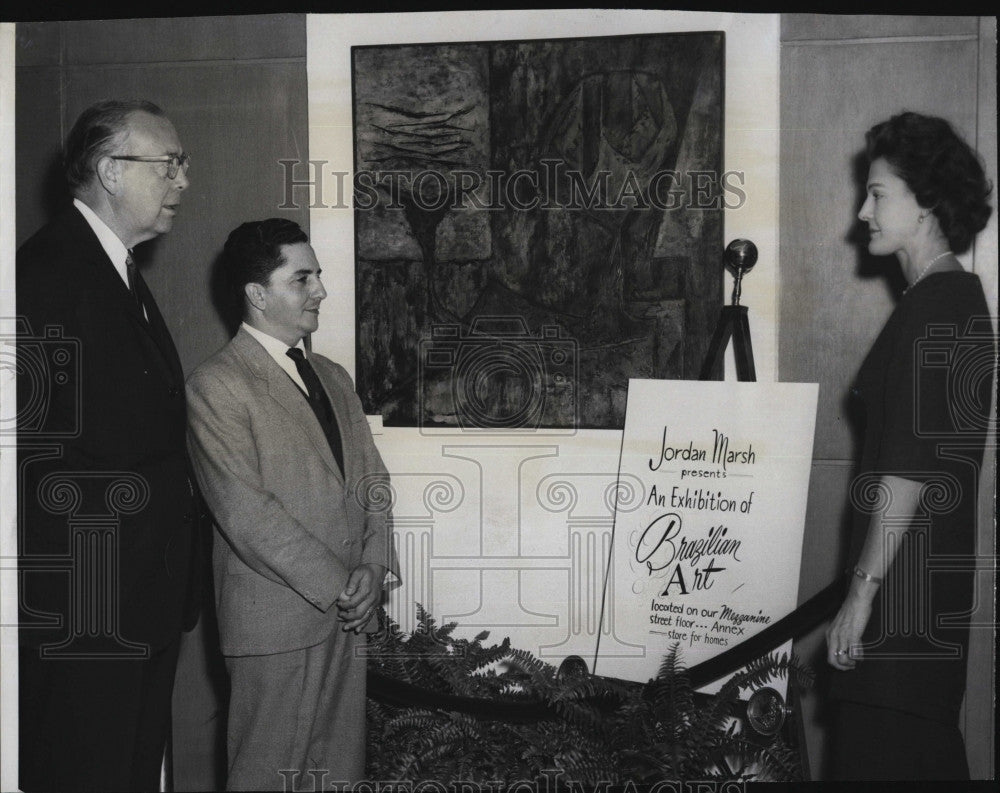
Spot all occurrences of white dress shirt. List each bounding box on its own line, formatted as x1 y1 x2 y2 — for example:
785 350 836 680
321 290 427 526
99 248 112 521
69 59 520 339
74 198 148 321
241 322 308 393
74 198 130 287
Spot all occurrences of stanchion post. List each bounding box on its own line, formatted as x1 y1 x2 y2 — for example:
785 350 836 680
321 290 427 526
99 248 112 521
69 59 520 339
700 239 758 383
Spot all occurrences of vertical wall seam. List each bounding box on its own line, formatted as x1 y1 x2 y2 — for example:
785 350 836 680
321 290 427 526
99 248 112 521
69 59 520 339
972 18 981 275
58 22 66 153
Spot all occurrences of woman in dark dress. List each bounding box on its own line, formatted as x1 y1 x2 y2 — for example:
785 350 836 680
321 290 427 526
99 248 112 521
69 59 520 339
825 112 994 780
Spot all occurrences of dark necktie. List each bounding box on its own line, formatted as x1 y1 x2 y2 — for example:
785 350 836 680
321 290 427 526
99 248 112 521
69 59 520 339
286 347 344 476
125 252 145 317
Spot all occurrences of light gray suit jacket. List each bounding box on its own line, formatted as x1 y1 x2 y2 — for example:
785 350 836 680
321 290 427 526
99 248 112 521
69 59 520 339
186 327 398 656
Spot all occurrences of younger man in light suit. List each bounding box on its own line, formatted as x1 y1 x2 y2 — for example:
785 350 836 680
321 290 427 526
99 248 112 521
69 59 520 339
186 219 399 790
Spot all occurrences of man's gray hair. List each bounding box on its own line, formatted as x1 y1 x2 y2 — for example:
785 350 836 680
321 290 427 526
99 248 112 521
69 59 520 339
63 99 165 192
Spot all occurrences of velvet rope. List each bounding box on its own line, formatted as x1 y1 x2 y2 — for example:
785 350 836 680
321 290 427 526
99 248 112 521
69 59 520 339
687 576 845 688
367 576 847 721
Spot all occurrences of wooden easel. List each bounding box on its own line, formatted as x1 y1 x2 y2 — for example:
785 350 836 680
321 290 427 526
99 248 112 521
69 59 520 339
699 304 756 382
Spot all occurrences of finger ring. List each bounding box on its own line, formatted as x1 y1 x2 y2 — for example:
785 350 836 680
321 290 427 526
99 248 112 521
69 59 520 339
835 650 846 656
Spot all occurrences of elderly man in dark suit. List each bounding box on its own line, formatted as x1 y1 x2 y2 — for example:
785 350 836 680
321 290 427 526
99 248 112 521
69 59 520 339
17 100 200 791
186 218 399 790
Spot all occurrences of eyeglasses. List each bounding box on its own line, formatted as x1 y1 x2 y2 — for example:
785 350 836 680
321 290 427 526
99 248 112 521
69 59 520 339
111 153 190 180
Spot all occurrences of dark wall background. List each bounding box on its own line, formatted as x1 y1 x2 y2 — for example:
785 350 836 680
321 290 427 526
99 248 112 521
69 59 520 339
15 15 309 789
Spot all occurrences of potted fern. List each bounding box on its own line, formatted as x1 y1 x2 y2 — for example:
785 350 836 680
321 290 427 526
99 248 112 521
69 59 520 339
366 607 811 784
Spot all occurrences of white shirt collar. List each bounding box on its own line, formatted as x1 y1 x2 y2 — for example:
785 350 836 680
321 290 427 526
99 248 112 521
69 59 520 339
73 198 130 286
241 322 307 392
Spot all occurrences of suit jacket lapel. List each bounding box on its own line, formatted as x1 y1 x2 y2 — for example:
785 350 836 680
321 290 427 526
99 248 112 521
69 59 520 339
68 207 182 387
67 208 139 318
313 364 352 483
133 268 184 386
232 329 345 485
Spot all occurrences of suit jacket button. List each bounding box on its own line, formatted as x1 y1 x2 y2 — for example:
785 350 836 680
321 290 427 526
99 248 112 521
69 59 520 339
342 539 351 547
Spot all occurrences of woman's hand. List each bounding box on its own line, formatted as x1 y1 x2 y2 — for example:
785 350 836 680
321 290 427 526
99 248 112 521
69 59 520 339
827 476 919 670
826 583 876 670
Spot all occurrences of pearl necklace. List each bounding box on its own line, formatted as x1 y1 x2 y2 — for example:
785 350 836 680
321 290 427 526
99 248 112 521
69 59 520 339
906 250 953 292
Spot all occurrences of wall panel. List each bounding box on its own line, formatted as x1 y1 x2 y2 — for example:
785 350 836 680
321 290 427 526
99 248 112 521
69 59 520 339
63 15 306 64
781 36 979 461
781 15 977 41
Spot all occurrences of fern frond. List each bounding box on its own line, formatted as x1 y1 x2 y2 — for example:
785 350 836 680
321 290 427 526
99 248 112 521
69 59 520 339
647 643 695 727
502 647 558 693
383 710 441 737
366 603 812 784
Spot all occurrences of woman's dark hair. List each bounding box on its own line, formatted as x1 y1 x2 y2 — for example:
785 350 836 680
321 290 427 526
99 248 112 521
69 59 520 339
866 112 993 254
63 99 165 192
223 218 309 311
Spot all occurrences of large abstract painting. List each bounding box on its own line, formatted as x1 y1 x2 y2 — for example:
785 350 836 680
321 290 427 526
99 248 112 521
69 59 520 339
353 32 725 430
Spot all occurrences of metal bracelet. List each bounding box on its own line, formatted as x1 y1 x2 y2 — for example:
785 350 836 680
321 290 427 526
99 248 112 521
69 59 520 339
853 566 883 585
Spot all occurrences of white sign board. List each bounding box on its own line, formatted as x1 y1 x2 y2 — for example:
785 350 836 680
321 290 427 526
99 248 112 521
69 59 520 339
595 379 818 691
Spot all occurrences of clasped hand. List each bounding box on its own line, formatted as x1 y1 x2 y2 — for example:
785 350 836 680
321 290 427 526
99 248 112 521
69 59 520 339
336 563 385 633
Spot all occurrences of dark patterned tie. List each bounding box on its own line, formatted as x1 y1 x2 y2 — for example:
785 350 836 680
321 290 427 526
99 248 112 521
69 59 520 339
286 347 344 476
125 252 145 317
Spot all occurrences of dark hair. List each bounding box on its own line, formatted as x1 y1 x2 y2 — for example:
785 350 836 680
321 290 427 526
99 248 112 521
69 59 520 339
866 112 993 254
223 218 309 312
63 99 165 192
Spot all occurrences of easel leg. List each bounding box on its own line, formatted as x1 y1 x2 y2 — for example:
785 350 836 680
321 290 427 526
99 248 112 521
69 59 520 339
733 310 756 382
700 306 756 382
700 312 735 380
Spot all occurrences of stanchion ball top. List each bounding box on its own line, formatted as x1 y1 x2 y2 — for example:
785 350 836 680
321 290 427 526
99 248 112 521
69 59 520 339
725 239 758 276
